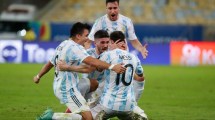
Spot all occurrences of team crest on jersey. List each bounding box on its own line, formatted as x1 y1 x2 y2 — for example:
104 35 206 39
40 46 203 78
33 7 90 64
122 26 126 33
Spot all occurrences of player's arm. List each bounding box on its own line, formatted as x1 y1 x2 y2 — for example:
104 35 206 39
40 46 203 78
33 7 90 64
134 73 144 82
83 56 125 74
133 54 145 82
127 19 148 59
130 40 148 59
57 60 96 73
33 61 54 84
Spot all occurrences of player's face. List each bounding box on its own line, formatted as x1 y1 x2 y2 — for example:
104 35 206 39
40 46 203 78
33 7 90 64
78 29 89 46
106 1 119 21
95 37 109 54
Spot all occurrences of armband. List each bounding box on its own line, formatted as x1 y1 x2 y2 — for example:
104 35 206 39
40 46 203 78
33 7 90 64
36 74 40 79
108 64 115 70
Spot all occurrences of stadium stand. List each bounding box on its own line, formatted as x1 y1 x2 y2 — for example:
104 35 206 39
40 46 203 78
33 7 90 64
0 0 214 25
0 0 215 41
38 0 215 25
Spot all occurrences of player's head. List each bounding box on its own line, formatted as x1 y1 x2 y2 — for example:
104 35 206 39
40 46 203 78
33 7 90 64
110 31 126 50
106 0 120 21
70 22 91 46
94 30 110 54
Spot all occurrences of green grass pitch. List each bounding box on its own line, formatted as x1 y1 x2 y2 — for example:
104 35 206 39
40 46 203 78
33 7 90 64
0 64 215 120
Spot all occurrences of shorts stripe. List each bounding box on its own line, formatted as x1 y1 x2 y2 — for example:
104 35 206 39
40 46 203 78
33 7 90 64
71 95 82 107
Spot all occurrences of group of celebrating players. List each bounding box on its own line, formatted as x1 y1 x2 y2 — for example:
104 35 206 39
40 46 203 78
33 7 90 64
33 0 149 120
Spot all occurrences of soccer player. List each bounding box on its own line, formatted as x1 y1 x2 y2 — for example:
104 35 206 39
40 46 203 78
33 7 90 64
81 29 110 99
85 0 148 59
33 22 126 120
91 31 148 120
61 29 111 113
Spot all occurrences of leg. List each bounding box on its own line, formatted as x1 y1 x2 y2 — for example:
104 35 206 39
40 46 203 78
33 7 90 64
80 111 93 120
78 78 98 99
65 78 98 113
78 77 91 97
94 106 117 120
88 81 105 108
36 108 82 120
133 106 148 120
65 89 93 120
117 111 133 120
89 79 99 92
53 113 82 120
133 79 145 102
95 110 109 120
90 104 103 119
85 79 99 105
60 89 92 120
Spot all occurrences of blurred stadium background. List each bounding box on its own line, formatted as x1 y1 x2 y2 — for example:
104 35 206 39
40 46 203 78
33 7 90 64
0 0 215 120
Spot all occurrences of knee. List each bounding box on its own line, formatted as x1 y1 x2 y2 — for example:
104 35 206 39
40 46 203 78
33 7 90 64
90 79 99 92
81 111 93 120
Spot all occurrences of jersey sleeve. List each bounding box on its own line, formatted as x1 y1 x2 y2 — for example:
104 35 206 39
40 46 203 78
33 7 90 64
50 52 56 65
135 56 144 75
127 19 138 41
50 45 62 66
66 45 90 64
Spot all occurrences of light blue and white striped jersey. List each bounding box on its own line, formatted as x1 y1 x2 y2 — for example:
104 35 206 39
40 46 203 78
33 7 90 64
86 48 99 59
50 40 90 103
99 48 143 111
82 48 104 83
88 14 137 43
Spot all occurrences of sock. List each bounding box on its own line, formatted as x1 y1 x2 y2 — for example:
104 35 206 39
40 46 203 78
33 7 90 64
52 113 82 120
65 108 72 113
133 80 145 102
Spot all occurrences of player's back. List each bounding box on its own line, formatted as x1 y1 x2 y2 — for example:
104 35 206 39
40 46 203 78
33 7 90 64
99 48 139 111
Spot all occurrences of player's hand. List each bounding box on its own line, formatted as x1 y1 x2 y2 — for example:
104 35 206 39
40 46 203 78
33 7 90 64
110 39 127 51
116 40 127 51
57 60 69 71
112 63 126 74
33 75 40 84
109 40 118 50
141 43 148 59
